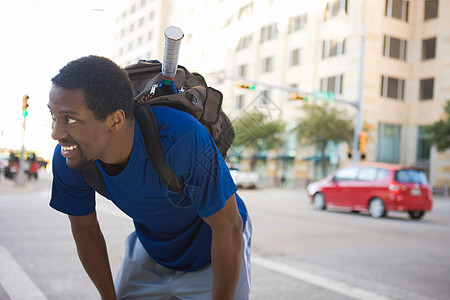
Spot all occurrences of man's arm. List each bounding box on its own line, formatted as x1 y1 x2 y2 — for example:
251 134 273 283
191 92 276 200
68 211 116 300
203 193 244 300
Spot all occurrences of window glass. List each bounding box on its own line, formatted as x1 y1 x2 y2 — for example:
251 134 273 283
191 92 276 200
386 0 409 21
422 37 436 60
377 123 401 163
417 126 431 161
395 170 428 184
424 0 438 20
420 78 434 100
376 168 389 180
381 76 404 100
357 167 378 181
335 167 358 181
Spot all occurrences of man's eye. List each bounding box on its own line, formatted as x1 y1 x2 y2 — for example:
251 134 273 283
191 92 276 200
65 116 77 124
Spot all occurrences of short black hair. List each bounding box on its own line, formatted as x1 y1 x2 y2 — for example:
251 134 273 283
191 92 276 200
51 55 134 121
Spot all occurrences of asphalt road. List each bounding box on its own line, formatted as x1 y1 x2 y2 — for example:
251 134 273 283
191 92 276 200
1 171 449 300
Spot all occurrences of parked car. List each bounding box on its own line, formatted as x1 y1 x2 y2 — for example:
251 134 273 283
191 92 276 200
306 162 433 219
229 167 259 189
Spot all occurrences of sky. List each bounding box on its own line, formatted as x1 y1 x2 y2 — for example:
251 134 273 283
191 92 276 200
0 0 118 160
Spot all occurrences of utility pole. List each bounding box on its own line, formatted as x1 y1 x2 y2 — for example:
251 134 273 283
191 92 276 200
352 25 366 163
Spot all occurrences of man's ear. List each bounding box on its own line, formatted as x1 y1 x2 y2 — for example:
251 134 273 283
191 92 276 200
109 110 126 132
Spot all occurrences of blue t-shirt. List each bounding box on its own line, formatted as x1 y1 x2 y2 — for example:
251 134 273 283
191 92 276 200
50 105 247 271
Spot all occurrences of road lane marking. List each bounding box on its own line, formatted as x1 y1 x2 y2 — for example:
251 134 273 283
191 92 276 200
252 256 391 300
0 246 47 300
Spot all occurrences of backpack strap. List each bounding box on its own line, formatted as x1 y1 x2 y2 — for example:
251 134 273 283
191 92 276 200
135 103 185 193
81 160 105 197
80 104 185 195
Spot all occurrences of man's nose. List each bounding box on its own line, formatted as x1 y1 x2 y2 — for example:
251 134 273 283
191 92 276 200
51 120 67 141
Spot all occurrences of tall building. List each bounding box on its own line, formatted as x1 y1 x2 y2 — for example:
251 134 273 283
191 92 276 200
113 0 450 190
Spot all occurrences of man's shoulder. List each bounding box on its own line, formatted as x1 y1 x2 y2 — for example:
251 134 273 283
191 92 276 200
151 105 205 136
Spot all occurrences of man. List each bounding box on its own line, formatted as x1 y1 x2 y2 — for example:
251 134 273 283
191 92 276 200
48 55 251 300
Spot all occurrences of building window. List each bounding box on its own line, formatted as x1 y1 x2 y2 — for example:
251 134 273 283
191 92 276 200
237 64 247 77
261 57 274 73
417 126 431 162
261 23 278 43
320 74 343 95
139 17 145 27
383 35 407 60
237 34 253 51
147 31 153 41
325 0 347 20
288 13 307 33
238 2 253 20
422 37 436 60
381 75 404 100
377 123 401 163
424 0 438 20
385 0 409 22
260 90 271 106
236 95 245 110
289 48 301 66
149 10 155 21
322 39 346 59
420 78 434 100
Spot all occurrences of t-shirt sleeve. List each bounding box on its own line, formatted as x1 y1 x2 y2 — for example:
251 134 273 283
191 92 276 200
50 144 96 216
168 122 237 219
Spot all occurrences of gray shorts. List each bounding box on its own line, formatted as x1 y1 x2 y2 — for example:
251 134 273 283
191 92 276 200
115 218 252 300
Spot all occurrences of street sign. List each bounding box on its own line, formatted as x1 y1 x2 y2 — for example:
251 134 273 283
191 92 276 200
313 91 334 101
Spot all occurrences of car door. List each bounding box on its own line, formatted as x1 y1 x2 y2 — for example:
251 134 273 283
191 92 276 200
326 166 359 207
346 167 378 209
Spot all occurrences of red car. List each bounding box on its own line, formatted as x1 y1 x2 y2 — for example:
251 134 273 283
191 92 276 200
306 162 433 219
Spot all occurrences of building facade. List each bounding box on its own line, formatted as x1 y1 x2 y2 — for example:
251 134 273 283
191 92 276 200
112 0 450 189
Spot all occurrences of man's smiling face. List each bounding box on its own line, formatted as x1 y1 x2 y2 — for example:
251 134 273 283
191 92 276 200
48 85 113 169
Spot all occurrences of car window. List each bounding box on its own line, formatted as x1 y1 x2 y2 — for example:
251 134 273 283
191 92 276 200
357 167 378 181
395 169 428 185
375 168 389 180
335 167 358 181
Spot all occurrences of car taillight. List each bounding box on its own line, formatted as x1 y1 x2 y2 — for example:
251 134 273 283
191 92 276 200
389 181 400 195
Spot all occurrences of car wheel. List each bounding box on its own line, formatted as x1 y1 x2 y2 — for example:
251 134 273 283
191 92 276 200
408 211 425 220
369 198 386 218
313 193 326 210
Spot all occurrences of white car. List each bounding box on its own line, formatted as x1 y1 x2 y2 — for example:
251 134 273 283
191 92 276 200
229 168 259 189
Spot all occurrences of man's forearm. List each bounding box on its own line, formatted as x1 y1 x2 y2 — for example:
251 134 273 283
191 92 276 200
210 226 243 300
70 217 116 300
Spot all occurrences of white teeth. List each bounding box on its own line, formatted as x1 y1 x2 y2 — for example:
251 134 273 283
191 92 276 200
62 145 77 151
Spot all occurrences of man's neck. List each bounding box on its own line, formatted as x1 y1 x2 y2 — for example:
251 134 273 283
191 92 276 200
100 119 135 176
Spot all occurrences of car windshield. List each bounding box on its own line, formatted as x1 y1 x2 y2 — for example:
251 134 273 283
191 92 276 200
395 169 428 185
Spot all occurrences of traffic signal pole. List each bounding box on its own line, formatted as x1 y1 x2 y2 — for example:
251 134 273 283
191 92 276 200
16 94 29 187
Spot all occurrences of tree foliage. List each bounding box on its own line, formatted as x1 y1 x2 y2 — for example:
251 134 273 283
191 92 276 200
231 111 285 157
424 100 450 152
295 102 353 176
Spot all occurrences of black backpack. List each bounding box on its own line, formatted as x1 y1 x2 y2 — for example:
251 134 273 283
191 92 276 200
81 60 235 195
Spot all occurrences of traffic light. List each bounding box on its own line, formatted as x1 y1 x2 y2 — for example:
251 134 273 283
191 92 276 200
290 92 308 101
22 94 29 117
358 131 366 159
236 83 255 90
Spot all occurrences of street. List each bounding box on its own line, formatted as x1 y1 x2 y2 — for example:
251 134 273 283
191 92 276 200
1 172 450 300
